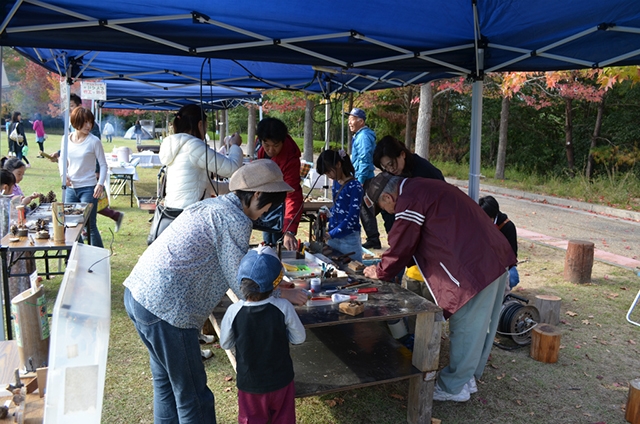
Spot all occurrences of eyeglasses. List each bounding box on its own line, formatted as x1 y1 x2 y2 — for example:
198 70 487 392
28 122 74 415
380 158 397 172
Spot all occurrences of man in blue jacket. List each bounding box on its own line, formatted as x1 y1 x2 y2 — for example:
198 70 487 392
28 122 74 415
348 107 380 249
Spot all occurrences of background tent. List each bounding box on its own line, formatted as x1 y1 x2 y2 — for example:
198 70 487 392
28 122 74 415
1 64 8 88
123 126 153 140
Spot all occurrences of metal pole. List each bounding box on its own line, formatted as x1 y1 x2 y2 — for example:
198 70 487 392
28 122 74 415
468 79 483 202
341 99 344 150
324 99 330 198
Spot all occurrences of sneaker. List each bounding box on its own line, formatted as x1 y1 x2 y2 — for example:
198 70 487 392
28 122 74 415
362 240 382 249
115 212 124 233
433 382 470 402
201 349 214 360
199 333 216 344
465 377 478 394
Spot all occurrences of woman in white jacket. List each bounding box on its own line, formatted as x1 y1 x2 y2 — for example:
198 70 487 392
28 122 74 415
159 104 243 209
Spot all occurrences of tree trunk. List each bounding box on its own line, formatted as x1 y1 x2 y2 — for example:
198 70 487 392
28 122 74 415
415 83 433 159
586 98 605 179
564 98 575 173
303 99 315 163
404 86 414 150
247 105 256 158
494 95 510 180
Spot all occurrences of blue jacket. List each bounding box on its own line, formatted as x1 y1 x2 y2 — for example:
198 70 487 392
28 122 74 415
351 126 376 184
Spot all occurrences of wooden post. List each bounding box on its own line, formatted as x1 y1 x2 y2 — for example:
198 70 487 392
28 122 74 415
534 295 562 326
627 378 640 424
564 240 594 284
530 324 561 363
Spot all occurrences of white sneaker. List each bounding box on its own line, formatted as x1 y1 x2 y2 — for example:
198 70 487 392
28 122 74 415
433 382 470 402
201 349 213 360
465 377 478 394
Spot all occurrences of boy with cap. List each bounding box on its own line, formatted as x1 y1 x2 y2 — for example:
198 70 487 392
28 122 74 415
124 160 307 424
347 107 380 250
220 245 306 423
362 173 516 402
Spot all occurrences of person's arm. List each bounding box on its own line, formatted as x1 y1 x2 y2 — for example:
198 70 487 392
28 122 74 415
219 302 242 350
95 138 108 186
281 300 306 344
196 143 243 178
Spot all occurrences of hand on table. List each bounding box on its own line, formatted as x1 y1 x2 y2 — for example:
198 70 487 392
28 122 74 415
279 287 308 306
283 232 298 251
363 265 379 279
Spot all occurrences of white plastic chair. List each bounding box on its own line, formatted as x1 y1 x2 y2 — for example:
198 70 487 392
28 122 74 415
627 287 640 327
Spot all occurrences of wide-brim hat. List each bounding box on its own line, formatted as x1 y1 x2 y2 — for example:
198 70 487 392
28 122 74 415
229 159 294 193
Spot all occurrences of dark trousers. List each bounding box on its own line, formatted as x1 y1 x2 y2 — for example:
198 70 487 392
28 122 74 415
360 198 380 243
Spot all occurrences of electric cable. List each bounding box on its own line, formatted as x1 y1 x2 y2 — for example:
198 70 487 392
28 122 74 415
87 228 115 273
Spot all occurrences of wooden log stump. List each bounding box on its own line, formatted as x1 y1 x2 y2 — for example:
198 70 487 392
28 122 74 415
564 240 594 284
530 324 561 363
534 295 562 326
627 378 640 424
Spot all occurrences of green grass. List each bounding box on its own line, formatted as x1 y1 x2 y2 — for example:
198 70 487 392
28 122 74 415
16 135 640 423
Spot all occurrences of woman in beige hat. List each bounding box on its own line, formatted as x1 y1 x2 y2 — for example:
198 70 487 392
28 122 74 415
123 159 307 424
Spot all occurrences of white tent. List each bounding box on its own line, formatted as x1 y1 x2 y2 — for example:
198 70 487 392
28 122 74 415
1 64 8 88
123 126 153 140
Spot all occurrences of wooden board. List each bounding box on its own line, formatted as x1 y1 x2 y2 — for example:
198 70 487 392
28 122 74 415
0 341 19 391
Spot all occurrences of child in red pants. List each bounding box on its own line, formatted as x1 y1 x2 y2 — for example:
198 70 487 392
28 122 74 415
220 246 306 423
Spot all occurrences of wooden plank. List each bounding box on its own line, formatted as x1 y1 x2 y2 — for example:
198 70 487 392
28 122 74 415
0 341 20 390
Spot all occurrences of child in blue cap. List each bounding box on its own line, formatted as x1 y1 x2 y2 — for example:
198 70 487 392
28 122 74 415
220 245 306 423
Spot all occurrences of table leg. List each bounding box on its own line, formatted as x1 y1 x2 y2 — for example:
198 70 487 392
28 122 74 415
407 311 441 423
1 247 12 340
129 175 134 207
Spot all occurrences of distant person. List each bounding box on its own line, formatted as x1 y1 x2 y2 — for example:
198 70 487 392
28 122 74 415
32 113 46 157
69 94 101 139
363 173 516 402
103 121 115 143
256 117 303 251
315 149 363 262
347 107 379 249
479 195 519 290
220 246 306 424
134 119 142 145
9 112 29 166
61 106 107 248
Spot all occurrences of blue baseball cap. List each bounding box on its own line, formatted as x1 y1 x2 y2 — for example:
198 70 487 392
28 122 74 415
347 107 366 121
237 245 284 293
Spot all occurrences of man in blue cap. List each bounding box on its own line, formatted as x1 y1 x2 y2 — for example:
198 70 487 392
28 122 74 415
347 107 380 249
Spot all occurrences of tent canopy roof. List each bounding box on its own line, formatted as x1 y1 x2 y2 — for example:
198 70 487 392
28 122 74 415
3 0 640 81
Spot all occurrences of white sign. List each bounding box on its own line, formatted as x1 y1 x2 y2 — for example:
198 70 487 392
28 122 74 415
81 81 107 100
59 80 69 112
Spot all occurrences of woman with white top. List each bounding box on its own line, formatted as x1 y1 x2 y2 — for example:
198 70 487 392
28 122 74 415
60 107 107 248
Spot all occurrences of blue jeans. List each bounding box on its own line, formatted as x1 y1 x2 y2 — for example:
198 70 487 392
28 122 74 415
65 185 103 248
508 266 520 289
124 288 216 424
327 231 363 263
263 231 282 246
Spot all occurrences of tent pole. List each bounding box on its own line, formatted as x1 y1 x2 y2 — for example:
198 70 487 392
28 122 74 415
341 98 344 150
468 79 483 202
60 74 71 204
324 99 330 198
0 46 3 161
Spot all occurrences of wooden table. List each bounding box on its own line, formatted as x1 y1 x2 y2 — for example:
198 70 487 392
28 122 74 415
0 225 84 340
212 281 443 423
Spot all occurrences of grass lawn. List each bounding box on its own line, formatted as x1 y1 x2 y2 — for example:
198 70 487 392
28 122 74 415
14 134 640 423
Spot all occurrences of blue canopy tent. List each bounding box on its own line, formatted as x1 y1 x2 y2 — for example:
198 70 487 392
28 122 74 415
3 0 640 200
98 80 261 110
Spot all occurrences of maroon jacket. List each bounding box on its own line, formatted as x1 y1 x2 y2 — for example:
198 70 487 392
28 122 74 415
257 135 303 235
376 178 516 318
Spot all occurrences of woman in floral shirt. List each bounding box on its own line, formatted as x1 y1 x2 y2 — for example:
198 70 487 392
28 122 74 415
124 160 306 423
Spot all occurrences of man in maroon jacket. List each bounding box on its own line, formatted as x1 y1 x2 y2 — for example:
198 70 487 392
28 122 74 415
363 173 516 402
257 117 303 251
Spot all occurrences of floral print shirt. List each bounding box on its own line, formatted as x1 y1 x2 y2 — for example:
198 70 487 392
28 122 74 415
124 193 251 329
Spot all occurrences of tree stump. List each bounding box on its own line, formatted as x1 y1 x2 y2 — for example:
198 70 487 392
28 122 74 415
627 378 640 424
534 295 562 326
530 324 561 363
563 240 594 284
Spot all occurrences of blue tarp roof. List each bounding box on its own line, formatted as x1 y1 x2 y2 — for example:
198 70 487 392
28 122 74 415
3 0 640 78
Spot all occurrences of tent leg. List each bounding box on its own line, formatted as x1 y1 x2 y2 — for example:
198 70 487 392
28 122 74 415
468 79 484 202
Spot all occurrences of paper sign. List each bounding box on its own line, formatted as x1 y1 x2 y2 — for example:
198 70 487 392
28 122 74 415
81 81 107 100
